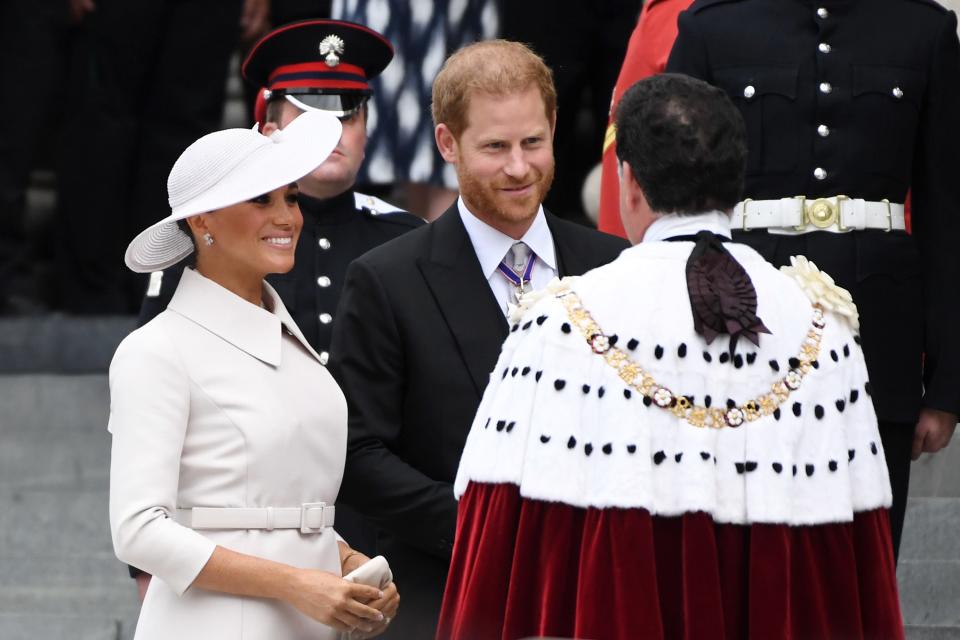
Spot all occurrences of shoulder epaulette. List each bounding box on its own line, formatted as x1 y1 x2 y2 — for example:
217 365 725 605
353 191 425 227
354 191 405 215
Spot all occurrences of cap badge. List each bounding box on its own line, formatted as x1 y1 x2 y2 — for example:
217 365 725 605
319 35 345 68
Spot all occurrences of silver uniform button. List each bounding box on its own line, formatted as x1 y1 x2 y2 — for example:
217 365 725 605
818 43 831 53
319 351 330 365
317 276 331 287
819 82 832 94
817 124 830 137
814 167 828 180
817 7 829 18
743 85 756 99
319 313 333 324
892 87 904 99
318 238 331 250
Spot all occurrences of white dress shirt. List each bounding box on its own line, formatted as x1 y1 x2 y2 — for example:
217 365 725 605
643 210 733 243
458 197 558 314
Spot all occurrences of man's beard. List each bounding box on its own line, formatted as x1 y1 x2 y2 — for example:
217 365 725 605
457 161 555 225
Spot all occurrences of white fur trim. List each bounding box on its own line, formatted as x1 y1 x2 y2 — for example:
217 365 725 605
455 242 892 526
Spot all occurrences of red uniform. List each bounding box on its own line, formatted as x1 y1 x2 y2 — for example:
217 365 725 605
597 0 694 237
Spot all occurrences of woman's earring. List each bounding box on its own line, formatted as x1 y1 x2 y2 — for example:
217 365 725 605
203 233 214 246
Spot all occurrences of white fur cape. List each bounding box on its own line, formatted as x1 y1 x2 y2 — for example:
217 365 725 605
454 241 892 526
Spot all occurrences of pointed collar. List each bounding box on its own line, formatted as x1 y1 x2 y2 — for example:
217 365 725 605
297 189 356 225
457 196 558 278
167 268 319 367
643 210 732 243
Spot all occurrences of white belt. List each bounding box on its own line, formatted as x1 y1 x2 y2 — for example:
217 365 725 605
732 196 905 234
175 502 335 533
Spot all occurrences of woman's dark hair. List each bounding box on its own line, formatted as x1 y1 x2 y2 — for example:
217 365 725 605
614 73 747 214
176 218 198 266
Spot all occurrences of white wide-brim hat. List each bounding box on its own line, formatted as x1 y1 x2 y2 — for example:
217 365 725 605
125 110 342 273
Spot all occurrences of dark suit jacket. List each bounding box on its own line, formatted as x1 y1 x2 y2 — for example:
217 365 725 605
667 0 960 422
329 205 628 637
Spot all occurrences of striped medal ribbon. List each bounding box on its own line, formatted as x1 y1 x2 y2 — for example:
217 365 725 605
497 254 537 304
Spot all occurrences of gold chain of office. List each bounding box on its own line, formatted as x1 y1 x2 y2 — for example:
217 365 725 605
557 291 826 429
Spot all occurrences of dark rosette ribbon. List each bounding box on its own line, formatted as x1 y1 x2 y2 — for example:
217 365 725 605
685 230 771 352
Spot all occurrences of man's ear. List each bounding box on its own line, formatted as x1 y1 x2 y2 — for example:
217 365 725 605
435 124 459 163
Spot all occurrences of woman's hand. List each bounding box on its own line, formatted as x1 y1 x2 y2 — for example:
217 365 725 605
352 581 400 638
340 547 370 576
285 569 385 633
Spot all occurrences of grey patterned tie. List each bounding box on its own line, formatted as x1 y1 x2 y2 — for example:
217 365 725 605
509 242 532 274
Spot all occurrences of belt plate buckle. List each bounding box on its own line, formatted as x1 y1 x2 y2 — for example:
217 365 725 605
300 502 326 533
805 197 839 229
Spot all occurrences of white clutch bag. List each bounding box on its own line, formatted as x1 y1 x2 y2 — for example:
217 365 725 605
343 555 393 590
341 556 393 640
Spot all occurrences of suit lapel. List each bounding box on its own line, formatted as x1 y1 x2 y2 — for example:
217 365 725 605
546 211 590 278
418 205 509 397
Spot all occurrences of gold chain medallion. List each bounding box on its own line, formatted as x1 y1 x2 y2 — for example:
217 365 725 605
557 291 825 429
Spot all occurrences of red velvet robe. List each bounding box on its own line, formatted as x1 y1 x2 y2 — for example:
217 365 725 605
438 483 902 640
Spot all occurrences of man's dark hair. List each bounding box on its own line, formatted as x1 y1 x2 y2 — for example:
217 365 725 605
615 73 747 214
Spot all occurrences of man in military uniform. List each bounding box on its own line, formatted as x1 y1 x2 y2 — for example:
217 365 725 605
132 19 422 597
139 19 423 364
667 0 960 559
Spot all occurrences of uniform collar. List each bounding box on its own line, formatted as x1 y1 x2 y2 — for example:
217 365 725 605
643 210 733 243
457 196 558 278
298 189 356 224
167 267 318 367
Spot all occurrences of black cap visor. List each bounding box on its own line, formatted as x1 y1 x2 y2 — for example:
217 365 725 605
281 92 370 118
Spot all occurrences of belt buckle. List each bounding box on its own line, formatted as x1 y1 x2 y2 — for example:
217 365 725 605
805 197 838 229
300 502 326 533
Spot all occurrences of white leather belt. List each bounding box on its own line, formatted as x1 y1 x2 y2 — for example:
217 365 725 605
174 502 335 533
732 196 905 234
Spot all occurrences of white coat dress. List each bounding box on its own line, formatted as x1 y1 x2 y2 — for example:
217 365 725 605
108 267 347 639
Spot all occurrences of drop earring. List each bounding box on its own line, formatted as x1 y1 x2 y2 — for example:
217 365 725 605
203 233 214 246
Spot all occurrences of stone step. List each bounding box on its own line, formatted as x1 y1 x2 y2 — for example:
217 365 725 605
905 626 960 640
0 374 109 433
909 435 960 498
0 553 138 616
900 498 960 562
0 428 108 490
898 560 960 627
0 317 134 374
0 614 127 640
0 488 112 557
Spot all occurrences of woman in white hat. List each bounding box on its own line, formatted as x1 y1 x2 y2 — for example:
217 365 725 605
108 111 398 639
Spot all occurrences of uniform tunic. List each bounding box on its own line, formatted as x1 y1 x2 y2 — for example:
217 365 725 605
666 0 960 423
665 0 960 558
138 189 424 361
110 268 346 639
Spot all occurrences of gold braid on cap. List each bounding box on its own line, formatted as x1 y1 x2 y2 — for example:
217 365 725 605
557 291 825 429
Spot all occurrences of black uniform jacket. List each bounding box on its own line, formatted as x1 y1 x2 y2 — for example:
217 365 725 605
329 204 628 633
667 0 960 421
137 189 424 356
